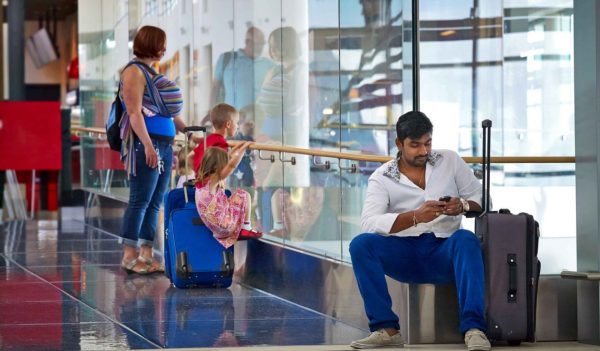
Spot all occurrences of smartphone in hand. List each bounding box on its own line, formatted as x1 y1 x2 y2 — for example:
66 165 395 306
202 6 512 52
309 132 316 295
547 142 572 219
439 196 451 202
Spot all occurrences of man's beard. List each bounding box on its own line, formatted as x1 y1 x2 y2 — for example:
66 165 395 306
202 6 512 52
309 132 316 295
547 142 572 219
406 155 428 167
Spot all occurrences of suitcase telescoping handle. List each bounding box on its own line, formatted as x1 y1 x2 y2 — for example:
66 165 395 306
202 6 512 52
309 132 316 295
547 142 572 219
481 119 492 214
182 126 207 203
183 126 207 133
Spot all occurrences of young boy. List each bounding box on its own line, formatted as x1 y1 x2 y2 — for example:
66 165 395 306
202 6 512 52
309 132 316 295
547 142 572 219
191 103 241 174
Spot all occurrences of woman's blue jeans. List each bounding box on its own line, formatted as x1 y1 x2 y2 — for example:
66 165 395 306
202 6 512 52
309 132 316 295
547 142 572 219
349 230 487 334
120 138 172 248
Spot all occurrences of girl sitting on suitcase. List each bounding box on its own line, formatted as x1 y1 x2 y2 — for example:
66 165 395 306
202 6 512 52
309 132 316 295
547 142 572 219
195 146 263 248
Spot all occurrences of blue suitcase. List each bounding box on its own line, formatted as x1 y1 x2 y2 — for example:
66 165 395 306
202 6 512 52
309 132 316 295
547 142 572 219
163 126 234 289
164 186 234 288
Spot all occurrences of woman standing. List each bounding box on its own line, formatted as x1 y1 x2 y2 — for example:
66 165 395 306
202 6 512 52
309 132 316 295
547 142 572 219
119 25 186 274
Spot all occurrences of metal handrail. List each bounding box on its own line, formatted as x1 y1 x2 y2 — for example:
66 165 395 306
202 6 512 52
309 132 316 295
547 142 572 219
71 126 576 164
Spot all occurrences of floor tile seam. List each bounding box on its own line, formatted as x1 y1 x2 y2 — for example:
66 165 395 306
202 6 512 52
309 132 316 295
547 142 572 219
237 282 369 333
3 254 164 349
56 238 119 241
82 222 124 240
112 316 332 324
0 321 112 327
47 279 122 283
0 240 119 245
7 249 123 254
3 263 121 268
1 280 122 285
0 299 76 303
0 299 90 303
152 295 288 301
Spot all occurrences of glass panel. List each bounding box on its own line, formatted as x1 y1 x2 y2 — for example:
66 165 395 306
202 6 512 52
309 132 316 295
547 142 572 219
77 0 575 269
79 0 131 200
227 1 275 228
419 0 574 273
78 0 103 193
251 0 285 244
501 1 574 274
100 1 130 199
192 0 234 122
268 0 343 258
278 2 313 247
339 0 410 262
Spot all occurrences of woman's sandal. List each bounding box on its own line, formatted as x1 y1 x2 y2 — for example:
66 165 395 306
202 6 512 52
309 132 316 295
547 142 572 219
121 258 152 275
137 256 165 273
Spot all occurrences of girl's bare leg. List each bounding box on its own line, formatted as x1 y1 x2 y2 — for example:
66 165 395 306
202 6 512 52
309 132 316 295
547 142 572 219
270 188 286 232
244 190 251 223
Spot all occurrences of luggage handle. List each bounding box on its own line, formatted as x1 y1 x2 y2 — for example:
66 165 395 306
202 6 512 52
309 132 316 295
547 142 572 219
183 126 207 203
507 253 517 303
183 126 207 133
481 119 492 214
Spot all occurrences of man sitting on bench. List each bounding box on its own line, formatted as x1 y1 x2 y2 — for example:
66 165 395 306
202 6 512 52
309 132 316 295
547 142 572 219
349 111 490 351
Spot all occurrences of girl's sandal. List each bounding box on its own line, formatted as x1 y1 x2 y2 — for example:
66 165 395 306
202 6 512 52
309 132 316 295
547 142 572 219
121 258 151 275
137 256 165 273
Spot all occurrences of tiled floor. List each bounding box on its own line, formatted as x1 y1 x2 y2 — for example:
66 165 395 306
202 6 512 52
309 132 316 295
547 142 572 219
0 219 367 350
1 219 598 351
172 344 600 350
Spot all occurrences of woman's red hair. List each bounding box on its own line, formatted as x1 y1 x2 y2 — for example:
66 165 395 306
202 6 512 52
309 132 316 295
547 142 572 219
133 26 166 59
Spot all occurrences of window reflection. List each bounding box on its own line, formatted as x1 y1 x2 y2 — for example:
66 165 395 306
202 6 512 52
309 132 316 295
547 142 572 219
77 0 575 271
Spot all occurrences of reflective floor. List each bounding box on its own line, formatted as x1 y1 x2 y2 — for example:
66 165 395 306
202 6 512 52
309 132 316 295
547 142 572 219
0 218 366 350
1 218 598 351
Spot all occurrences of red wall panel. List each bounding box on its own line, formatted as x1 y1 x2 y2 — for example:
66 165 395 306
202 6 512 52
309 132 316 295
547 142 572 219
0 101 62 170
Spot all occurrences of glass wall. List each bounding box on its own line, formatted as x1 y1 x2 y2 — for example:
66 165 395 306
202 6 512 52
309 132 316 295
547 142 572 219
79 0 574 272
419 0 574 273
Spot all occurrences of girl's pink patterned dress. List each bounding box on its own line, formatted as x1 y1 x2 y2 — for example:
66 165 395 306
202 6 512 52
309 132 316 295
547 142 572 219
195 181 247 248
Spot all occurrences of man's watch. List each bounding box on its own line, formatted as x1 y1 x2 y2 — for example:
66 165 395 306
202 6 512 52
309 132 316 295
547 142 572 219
459 198 470 214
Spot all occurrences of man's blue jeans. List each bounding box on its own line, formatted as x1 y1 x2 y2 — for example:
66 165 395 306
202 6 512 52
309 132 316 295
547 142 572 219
349 230 487 334
121 138 172 247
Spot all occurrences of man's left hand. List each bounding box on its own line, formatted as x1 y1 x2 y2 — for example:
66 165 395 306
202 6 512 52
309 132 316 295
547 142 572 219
442 197 463 216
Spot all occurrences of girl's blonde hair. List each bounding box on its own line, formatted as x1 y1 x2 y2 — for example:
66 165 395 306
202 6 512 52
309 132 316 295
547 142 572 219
196 147 229 185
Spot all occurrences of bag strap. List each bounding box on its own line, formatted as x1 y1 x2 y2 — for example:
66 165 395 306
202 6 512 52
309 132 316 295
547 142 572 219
115 61 143 97
132 60 158 76
128 61 172 118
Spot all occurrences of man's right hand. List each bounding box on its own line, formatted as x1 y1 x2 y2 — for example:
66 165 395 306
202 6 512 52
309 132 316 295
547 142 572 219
414 200 448 223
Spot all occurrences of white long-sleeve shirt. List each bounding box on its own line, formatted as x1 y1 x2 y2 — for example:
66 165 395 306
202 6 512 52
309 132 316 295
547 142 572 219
360 149 482 238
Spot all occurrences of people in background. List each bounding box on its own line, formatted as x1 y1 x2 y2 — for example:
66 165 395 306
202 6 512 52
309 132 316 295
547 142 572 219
255 26 310 237
228 104 256 189
210 26 275 111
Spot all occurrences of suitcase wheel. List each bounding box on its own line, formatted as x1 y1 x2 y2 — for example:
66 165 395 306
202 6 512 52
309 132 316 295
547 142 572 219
176 251 190 280
507 340 521 347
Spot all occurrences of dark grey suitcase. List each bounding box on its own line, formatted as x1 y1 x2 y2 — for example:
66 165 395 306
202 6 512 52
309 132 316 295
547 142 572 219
474 119 541 346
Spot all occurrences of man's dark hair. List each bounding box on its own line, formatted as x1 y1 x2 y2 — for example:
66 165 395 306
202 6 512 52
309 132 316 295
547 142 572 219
395 111 433 141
